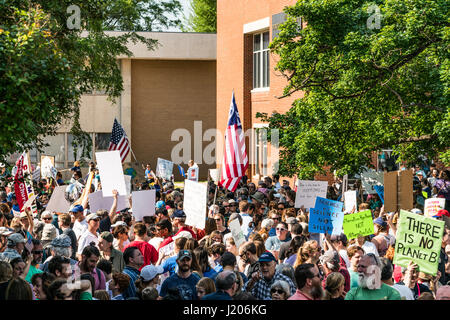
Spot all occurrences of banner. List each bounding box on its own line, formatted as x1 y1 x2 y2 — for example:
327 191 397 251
131 190 156 221
424 198 446 218
96 151 127 196
309 197 344 235
88 191 130 214
294 180 328 209
393 210 445 275
361 170 383 194
156 158 173 181
183 180 207 229
46 186 71 213
14 152 38 215
229 218 246 249
342 210 374 239
40 155 56 179
343 190 357 213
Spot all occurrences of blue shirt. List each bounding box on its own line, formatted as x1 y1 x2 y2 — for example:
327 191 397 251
204 266 219 281
201 290 232 300
122 266 140 299
160 272 201 300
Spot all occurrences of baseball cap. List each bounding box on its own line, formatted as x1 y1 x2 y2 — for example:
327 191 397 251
0 227 13 237
176 249 192 261
433 209 450 219
156 201 165 209
111 221 127 228
172 210 186 219
286 217 298 225
51 234 72 248
69 205 84 213
411 208 423 215
86 213 100 222
373 217 387 228
100 231 114 243
41 224 58 241
140 265 164 281
172 230 193 240
258 251 277 263
7 233 25 246
19 211 28 219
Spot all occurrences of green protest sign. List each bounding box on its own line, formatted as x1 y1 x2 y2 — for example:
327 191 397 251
393 210 445 275
342 210 374 239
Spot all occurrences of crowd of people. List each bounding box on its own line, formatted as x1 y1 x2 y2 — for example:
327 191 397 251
0 161 449 300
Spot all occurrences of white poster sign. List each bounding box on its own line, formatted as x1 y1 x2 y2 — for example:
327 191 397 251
131 190 156 221
88 191 130 213
96 151 127 196
156 158 173 181
361 170 384 194
124 175 132 195
209 169 220 184
424 198 446 218
229 218 246 249
344 190 357 213
46 186 72 213
183 179 207 229
187 165 199 182
41 155 56 178
294 180 328 209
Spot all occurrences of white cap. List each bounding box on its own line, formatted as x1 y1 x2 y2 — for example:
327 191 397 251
111 221 127 228
140 265 164 281
172 230 192 240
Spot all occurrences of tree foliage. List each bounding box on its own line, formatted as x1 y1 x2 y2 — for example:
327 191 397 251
0 0 182 162
258 0 449 179
183 0 216 32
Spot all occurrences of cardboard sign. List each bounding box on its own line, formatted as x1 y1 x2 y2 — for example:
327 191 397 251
46 186 72 213
188 165 199 182
342 210 374 239
393 210 445 275
424 198 446 218
40 155 56 178
96 151 127 196
294 180 328 209
361 170 383 194
398 170 413 211
183 180 207 229
344 190 357 213
131 190 156 221
384 171 398 212
309 197 344 235
88 191 129 213
209 169 220 184
229 218 246 249
156 158 173 181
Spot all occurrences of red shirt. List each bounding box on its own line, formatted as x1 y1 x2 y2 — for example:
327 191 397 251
176 226 197 239
157 226 197 252
124 240 158 271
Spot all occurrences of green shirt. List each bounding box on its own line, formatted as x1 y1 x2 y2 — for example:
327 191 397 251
80 291 93 300
345 283 401 300
25 265 43 283
348 270 359 289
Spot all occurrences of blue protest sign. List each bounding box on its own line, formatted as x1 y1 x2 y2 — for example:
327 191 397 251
374 185 384 204
309 197 344 235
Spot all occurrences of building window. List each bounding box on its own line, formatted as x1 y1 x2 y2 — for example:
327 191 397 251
68 133 93 165
254 127 268 176
40 134 66 168
95 133 111 152
253 31 270 89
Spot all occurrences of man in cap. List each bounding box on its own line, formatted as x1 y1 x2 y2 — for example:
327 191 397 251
371 217 391 257
250 191 265 204
77 212 100 259
99 231 125 273
319 250 350 293
0 233 25 262
159 249 201 300
140 264 164 292
70 204 88 242
171 210 196 239
41 223 59 249
244 251 296 300
40 234 78 273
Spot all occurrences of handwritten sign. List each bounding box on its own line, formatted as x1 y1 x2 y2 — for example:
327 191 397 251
294 180 328 209
361 170 383 194
156 158 173 181
344 190 357 213
188 166 199 182
131 190 156 221
424 198 446 218
393 210 445 275
183 180 207 229
96 151 127 196
309 197 344 235
229 218 246 249
343 210 374 239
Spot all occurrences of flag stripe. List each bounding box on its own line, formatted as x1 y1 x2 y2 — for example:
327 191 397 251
109 119 130 163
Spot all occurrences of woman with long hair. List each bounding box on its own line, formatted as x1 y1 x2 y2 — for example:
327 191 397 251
293 240 321 269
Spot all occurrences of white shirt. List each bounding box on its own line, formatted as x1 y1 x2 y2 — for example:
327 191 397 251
113 238 130 251
392 283 415 300
77 230 99 254
149 237 164 250
339 249 351 269
362 241 379 256
240 213 253 238
73 219 88 242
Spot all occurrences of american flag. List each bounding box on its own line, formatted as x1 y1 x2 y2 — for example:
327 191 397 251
108 118 130 162
219 92 249 192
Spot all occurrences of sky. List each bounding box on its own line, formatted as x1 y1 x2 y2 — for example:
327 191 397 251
166 0 191 31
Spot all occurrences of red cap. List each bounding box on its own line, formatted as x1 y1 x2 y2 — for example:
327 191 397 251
435 209 450 218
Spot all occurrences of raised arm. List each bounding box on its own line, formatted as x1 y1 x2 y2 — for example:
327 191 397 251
109 189 118 221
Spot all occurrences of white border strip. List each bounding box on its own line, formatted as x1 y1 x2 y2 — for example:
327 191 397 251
243 17 270 34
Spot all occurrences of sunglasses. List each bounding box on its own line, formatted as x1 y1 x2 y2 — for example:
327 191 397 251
214 219 221 222
43 217 52 221
276 228 286 231
272 217 280 221
271 288 284 294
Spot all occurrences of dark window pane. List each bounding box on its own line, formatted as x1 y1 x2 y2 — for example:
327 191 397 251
254 34 261 52
263 32 270 49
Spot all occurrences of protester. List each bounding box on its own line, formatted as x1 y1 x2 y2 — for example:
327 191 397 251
322 272 345 300
122 246 144 299
99 231 125 273
201 270 238 300
195 277 216 299
288 263 323 300
124 223 158 270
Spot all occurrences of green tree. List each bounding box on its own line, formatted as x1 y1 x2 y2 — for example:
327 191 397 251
183 0 216 32
257 0 449 179
0 0 182 162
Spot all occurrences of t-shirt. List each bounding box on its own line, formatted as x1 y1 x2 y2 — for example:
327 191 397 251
77 230 99 254
392 283 414 300
99 216 111 233
160 272 201 300
124 240 158 271
25 265 43 283
149 237 164 250
264 235 291 251
348 270 359 289
73 219 88 242
345 283 401 300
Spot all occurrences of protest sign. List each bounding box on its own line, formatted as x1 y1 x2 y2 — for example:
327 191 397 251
393 210 445 275
21 195 36 212
46 186 71 213
229 218 246 249
124 175 131 195
156 158 173 181
14 152 38 216
384 171 398 212
342 210 374 239
398 170 413 211
209 169 220 184
424 198 446 218
294 180 328 209
309 197 344 235
343 190 357 213
361 170 383 194
374 185 384 204
131 190 156 221
88 191 129 213
96 151 127 196
183 180 207 229
188 165 199 182
40 155 56 179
